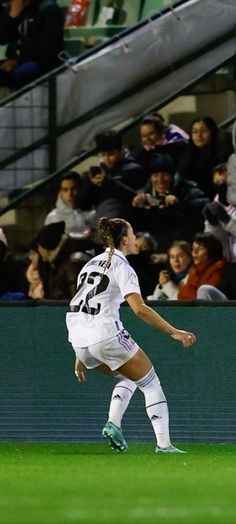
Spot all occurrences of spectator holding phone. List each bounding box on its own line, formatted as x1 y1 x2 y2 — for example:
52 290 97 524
131 154 208 251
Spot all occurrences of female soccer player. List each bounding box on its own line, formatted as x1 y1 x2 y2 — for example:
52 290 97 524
66 217 196 453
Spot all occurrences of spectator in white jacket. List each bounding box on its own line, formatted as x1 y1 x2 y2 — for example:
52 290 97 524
203 164 236 262
146 240 192 301
44 172 95 237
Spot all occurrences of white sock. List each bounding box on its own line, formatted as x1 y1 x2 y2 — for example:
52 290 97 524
136 367 171 448
108 377 137 428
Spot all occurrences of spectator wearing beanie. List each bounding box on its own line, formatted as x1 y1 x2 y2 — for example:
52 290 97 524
35 221 96 299
131 154 209 252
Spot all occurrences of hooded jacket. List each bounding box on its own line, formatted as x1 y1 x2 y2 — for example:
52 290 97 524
44 196 95 235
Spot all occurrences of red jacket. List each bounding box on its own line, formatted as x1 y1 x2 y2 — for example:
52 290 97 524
178 258 227 300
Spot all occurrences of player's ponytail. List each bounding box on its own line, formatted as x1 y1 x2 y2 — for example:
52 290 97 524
98 217 128 269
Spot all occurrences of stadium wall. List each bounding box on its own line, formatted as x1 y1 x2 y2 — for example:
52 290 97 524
0 304 235 444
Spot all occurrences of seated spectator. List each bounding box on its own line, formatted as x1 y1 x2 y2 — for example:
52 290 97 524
197 263 236 301
179 116 233 199
0 227 27 298
44 172 95 237
95 130 146 190
24 241 45 299
131 154 209 252
203 164 236 262
151 112 189 143
147 240 192 301
0 0 64 89
178 232 227 301
35 221 97 299
76 165 135 233
135 231 158 253
127 231 159 297
131 114 188 172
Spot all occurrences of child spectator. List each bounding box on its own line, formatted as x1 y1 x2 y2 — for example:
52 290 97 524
147 240 192 301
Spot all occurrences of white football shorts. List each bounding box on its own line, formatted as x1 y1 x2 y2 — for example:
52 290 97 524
73 329 139 371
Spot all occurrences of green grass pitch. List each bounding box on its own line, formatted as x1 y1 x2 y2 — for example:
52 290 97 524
0 443 236 524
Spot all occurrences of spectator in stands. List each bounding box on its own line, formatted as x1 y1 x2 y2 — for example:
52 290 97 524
131 114 188 172
178 232 227 301
151 112 189 143
24 241 45 299
95 130 146 190
0 227 26 298
127 231 159 298
147 240 192 301
35 221 97 299
179 116 233 199
76 165 135 233
0 0 64 89
197 263 236 301
131 154 209 252
44 172 95 237
202 163 236 262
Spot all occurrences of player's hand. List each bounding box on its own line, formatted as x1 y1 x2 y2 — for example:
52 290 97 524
75 357 87 382
171 329 196 347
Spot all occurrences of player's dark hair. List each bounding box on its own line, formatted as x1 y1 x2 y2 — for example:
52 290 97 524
98 217 129 270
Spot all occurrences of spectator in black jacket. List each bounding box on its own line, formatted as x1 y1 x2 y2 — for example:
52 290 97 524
0 0 64 89
179 116 233 199
95 130 146 190
35 221 98 299
76 165 136 233
131 154 209 252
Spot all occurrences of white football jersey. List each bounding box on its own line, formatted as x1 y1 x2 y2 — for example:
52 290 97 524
66 248 141 347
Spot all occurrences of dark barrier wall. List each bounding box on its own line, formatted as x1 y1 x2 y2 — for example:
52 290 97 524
0 305 236 444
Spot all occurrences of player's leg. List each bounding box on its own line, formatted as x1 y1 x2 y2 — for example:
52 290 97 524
96 364 136 452
118 349 186 453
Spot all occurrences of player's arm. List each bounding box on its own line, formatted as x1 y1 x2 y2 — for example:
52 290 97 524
75 357 87 382
125 293 196 347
